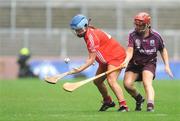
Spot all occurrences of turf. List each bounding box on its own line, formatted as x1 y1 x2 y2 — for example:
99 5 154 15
0 78 180 121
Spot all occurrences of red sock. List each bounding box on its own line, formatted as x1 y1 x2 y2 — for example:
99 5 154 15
119 100 127 107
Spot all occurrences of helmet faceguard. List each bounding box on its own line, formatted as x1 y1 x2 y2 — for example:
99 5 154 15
134 12 151 35
72 28 87 38
70 14 89 38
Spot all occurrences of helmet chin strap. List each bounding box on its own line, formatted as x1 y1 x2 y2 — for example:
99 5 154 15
140 24 149 32
77 33 85 38
136 24 149 36
76 27 87 38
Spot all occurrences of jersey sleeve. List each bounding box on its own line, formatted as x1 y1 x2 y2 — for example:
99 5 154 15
128 33 134 47
157 34 165 51
86 31 99 53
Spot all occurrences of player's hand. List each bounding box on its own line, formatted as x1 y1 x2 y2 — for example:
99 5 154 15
69 67 81 74
165 65 174 79
120 60 128 68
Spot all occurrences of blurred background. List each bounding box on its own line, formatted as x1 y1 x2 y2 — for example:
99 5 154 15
0 0 180 80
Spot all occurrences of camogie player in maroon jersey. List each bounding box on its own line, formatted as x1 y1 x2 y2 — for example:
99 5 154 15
121 12 173 112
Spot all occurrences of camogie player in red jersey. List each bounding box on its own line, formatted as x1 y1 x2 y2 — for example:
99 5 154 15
69 14 129 112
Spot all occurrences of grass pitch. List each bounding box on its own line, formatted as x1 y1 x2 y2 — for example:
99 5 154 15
0 78 180 121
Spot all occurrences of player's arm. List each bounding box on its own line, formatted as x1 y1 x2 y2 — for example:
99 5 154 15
121 33 134 68
70 52 96 74
121 47 134 68
160 48 174 78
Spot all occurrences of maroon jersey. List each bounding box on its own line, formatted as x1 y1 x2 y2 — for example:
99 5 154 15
128 29 165 65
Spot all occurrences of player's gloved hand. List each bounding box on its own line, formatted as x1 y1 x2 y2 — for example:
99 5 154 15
165 65 174 79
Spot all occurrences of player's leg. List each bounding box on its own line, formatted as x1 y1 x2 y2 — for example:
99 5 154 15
123 71 145 111
142 70 154 112
106 64 128 112
123 71 139 96
93 64 115 111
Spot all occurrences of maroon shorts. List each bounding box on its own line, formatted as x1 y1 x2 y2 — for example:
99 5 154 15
125 62 156 81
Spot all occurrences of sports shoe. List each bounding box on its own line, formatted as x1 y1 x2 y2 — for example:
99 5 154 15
147 103 154 112
99 101 115 111
147 108 154 112
118 106 129 112
135 98 145 111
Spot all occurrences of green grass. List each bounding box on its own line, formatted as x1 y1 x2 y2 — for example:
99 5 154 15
0 78 180 121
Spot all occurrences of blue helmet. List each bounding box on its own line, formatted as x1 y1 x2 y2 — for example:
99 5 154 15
70 14 88 30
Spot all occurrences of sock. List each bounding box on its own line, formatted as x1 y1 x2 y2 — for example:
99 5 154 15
147 100 154 109
119 100 127 107
134 93 143 102
103 96 112 103
147 100 154 104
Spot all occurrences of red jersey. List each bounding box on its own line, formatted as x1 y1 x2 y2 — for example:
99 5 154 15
84 27 126 66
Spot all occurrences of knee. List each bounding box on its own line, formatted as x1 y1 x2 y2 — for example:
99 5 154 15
93 75 106 86
123 80 133 90
93 79 99 86
93 78 103 86
106 76 117 88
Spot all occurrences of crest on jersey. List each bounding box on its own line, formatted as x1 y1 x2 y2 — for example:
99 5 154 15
135 39 141 49
150 40 155 46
